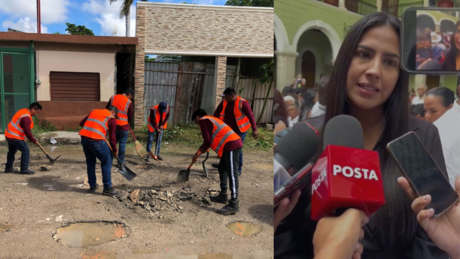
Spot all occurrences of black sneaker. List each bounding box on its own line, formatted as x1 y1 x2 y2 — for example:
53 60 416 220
157 155 163 161
89 184 99 193
145 155 151 162
216 200 239 215
103 187 121 197
4 168 19 174
210 192 228 204
19 169 35 175
211 163 219 169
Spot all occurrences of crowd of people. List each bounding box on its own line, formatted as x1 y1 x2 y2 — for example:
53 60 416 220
273 74 329 135
416 20 460 71
410 83 460 187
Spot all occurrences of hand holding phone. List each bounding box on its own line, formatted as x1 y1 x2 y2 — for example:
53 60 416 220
398 176 460 259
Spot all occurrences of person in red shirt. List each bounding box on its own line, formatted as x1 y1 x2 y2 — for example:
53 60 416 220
106 88 134 166
4 102 42 175
146 102 170 161
212 87 258 175
193 109 243 215
79 106 120 197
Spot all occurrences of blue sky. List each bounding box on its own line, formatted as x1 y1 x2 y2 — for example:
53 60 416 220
0 0 227 36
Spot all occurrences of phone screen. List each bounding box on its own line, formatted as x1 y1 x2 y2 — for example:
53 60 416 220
387 132 458 216
401 7 460 74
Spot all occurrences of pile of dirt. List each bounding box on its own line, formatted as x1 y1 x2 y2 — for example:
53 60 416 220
117 185 219 218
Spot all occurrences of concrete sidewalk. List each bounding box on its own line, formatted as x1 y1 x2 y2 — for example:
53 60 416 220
0 131 81 146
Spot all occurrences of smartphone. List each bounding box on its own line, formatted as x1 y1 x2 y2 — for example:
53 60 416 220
401 7 460 75
387 131 458 217
274 162 314 207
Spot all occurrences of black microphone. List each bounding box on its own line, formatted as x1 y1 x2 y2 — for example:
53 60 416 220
274 121 320 171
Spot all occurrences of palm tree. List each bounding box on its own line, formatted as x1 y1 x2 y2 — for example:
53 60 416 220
110 0 147 37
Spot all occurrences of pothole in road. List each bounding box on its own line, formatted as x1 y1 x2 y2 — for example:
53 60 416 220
226 221 262 237
52 221 129 248
251 164 273 171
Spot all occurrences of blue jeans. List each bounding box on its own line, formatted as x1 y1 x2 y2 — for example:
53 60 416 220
146 129 163 156
81 138 113 189
116 130 128 163
6 139 30 171
237 131 247 174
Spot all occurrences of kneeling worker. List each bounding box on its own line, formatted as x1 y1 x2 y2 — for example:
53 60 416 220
192 109 242 215
4 102 42 175
146 102 170 161
79 106 120 196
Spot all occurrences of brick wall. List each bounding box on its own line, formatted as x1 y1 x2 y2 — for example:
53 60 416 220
139 3 273 56
134 5 146 128
215 56 227 109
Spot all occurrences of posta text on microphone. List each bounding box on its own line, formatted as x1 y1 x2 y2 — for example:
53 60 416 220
311 115 385 221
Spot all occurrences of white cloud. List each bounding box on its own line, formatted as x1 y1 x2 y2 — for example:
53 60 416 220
2 17 48 33
196 0 215 4
82 0 136 37
0 0 70 24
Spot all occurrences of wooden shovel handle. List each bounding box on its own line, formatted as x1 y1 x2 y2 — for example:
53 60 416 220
188 150 202 168
36 142 48 155
104 139 114 153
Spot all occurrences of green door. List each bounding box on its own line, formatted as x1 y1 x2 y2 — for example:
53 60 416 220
0 52 32 134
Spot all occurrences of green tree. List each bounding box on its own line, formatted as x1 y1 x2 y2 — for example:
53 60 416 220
110 0 148 37
65 23 94 36
225 0 273 7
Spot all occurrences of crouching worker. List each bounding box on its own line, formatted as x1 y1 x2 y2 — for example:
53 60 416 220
79 106 120 197
192 109 242 215
4 102 42 175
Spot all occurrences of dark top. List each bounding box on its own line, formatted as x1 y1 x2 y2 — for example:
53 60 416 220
274 88 289 126
106 96 134 131
274 115 449 259
441 47 459 71
6 116 36 143
213 99 257 134
80 115 117 153
149 109 170 130
198 119 243 153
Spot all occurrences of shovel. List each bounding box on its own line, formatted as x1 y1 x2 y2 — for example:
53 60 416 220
36 142 61 166
128 125 148 160
104 139 137 181
177 151 201 183
202 151 209 177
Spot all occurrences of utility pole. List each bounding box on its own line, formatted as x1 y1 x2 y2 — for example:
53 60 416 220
37 0 41 34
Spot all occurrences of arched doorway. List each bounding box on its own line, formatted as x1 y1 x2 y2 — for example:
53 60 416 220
301 51 315 89
417 15 436 31
440 19 456 33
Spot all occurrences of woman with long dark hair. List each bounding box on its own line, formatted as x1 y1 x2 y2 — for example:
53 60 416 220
274 12 460 259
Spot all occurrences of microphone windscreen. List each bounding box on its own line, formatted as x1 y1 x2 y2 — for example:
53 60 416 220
323 115 364 150
275 121 320 169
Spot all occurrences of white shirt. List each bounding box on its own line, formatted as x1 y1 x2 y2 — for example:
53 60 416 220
412 95 425 105
433 101 460 187
310 101 326 118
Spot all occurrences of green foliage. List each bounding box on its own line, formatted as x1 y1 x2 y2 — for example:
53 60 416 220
225 0 273 7
65 23 94 36
145 56 156 62
31 117 57 135
53 32 61 34
109 0 134 18
255 59 274 125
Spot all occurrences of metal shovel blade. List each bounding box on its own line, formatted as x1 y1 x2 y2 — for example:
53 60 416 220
46 154 61 166
115 159 137 181
177 168 190 183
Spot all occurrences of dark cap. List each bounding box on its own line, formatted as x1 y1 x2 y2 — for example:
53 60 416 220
159 102 167 112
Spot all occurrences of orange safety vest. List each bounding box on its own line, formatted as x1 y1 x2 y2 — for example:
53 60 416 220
109 94 131 126
5 108 34 141
219 96 251 133
79 109 114 140
200 116 240 157
148 104 170 132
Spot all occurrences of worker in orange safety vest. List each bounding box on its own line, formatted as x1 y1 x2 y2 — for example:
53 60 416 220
4 102 42 175
212 87 258 175
146 102 170 161
106 88 134 166
192 108 243 215
79 106 120 197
